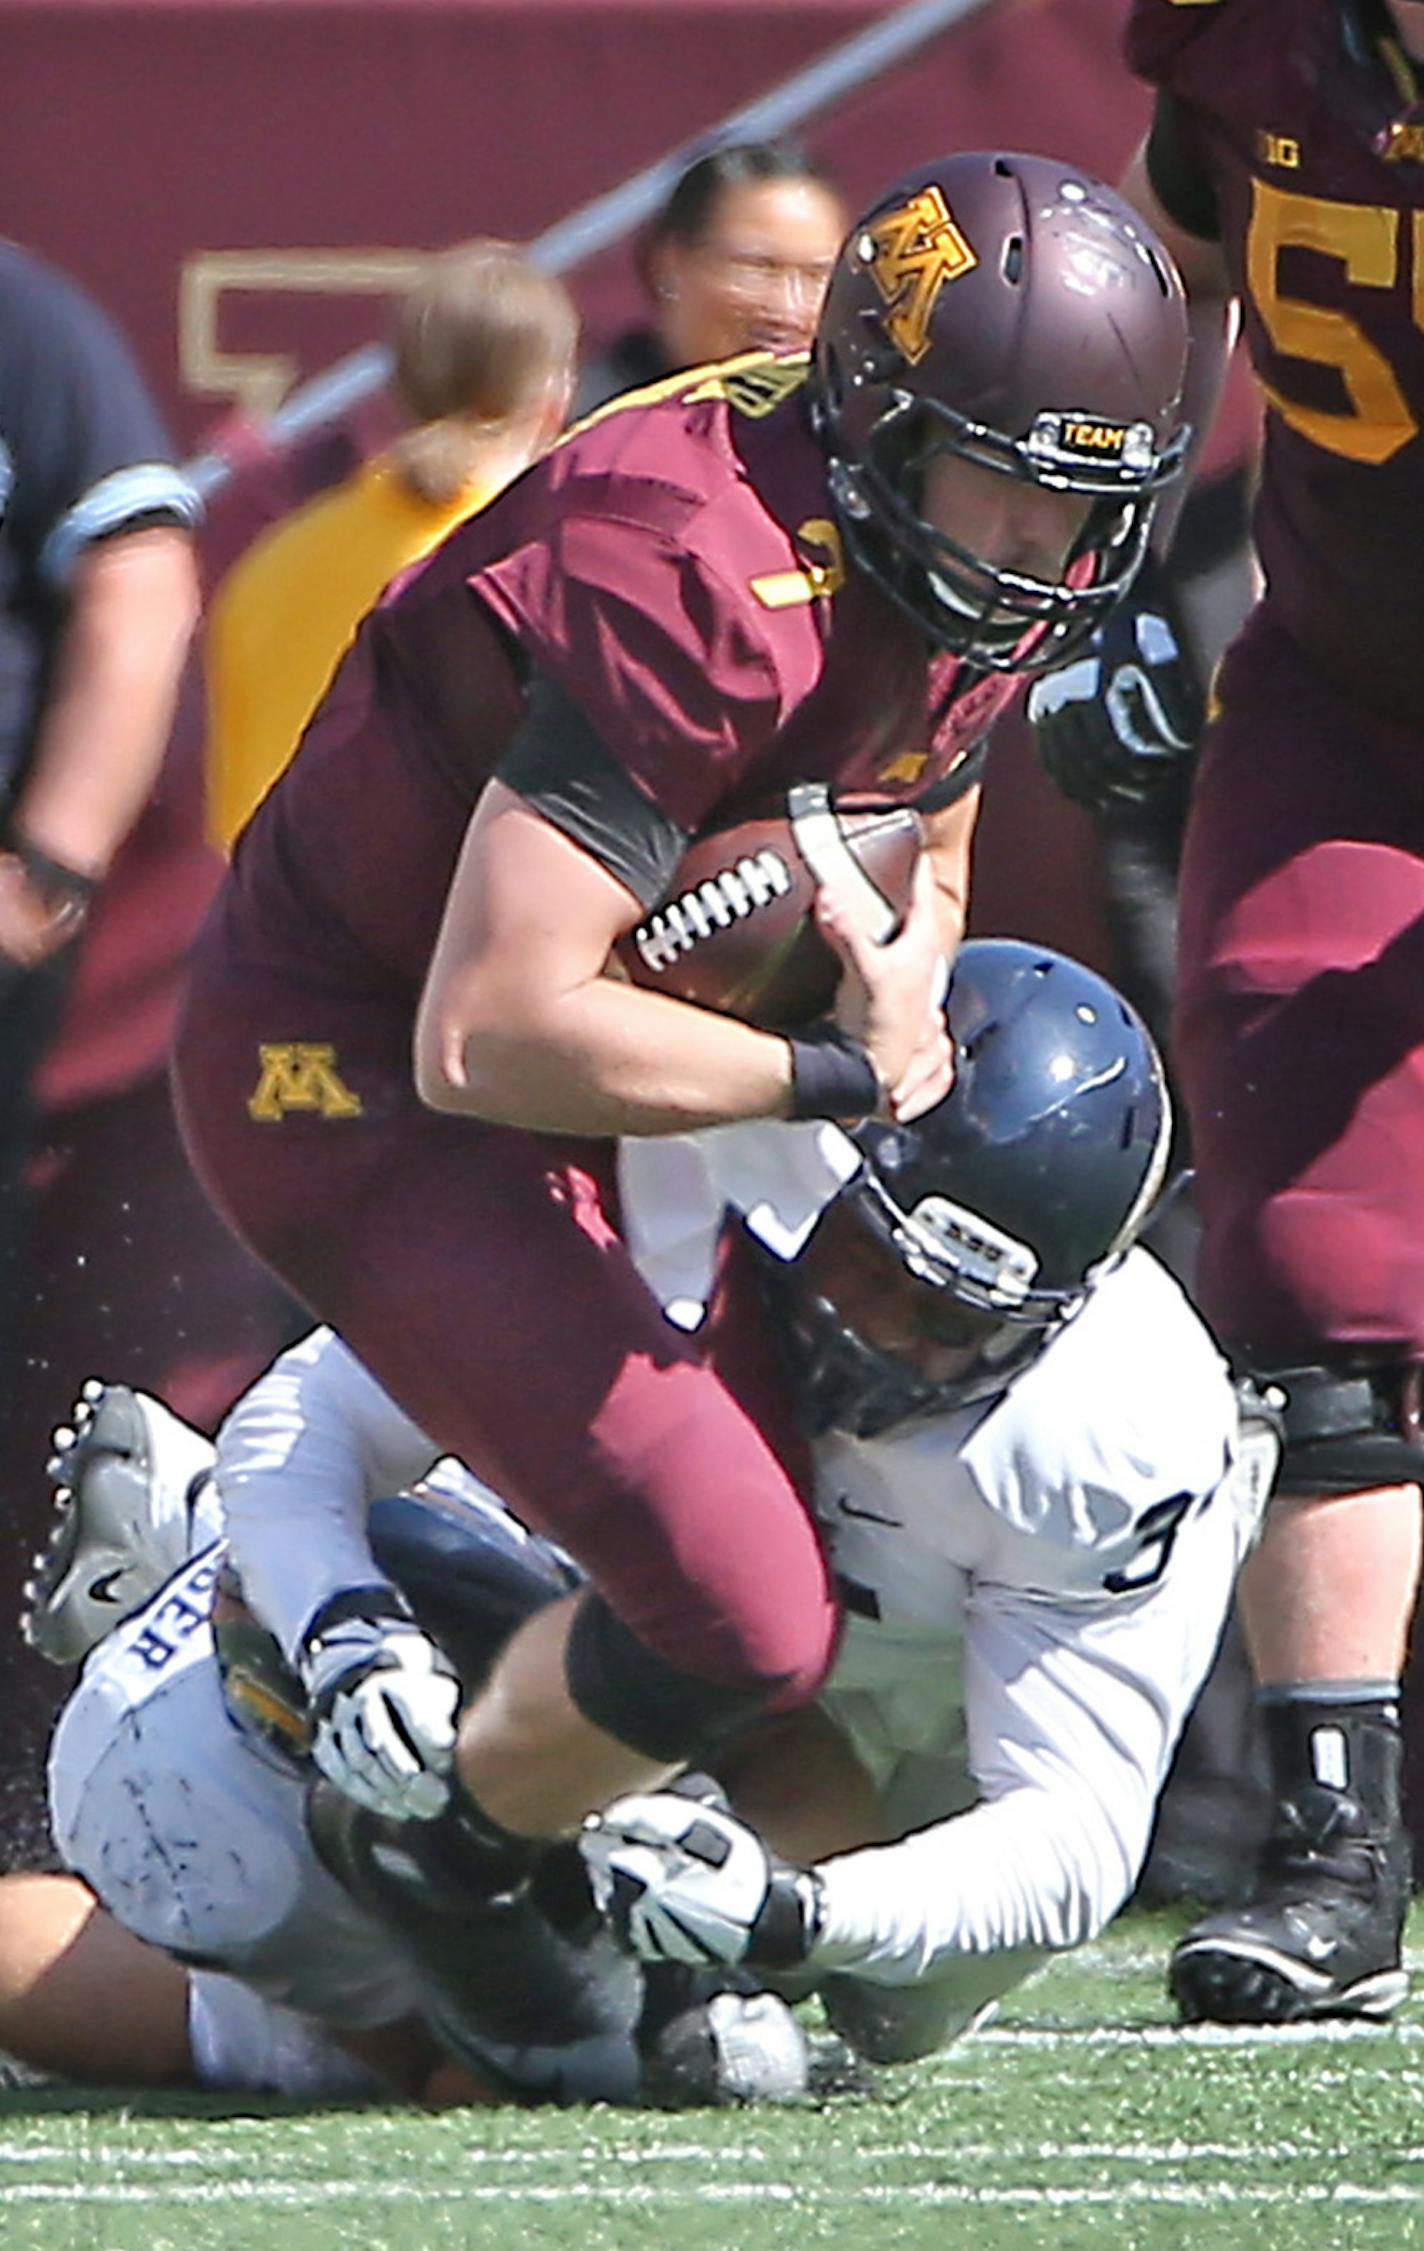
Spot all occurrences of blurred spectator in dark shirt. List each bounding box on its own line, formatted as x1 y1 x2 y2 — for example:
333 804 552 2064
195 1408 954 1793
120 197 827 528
0 241 218 1865
574 139 846 415
0 243 201 1366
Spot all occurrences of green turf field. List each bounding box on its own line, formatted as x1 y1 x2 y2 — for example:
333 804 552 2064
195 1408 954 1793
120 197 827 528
4 1905 1423 2251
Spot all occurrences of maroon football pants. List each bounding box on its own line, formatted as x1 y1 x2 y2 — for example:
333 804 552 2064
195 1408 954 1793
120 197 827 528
1175 606 1424 1361
171 949 837 1711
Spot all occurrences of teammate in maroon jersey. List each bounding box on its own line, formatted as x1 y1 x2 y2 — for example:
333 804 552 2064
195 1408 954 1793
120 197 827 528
1031 1 1424 2025
169 152 1188 1906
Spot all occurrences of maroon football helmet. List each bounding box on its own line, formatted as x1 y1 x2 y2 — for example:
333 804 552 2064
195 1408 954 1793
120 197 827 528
812 150 1191 671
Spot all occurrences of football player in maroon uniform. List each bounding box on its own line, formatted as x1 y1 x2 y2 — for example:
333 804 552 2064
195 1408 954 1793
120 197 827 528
170 152 1189 1890
1030 2 1424 2026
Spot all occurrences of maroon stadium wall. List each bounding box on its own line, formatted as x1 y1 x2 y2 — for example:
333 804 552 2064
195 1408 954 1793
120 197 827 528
0 0 1237 980
1 0 1148 451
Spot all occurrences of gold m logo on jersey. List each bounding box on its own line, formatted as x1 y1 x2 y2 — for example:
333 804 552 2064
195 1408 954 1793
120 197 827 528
248 1044 364 1121
863 186 977 365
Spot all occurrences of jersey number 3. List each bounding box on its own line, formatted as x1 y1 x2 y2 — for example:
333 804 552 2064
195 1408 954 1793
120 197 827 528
1103 1491 1196 1596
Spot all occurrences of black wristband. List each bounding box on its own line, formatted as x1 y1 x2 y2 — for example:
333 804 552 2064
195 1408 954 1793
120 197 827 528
787 1025 883 1121
2 835 99 923
300 1581 412 1654
749 1867 825 1970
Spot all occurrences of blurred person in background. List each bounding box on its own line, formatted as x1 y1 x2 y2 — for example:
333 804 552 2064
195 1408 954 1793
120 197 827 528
0 243 200 1386
573 139 845 415
0 242 220 1868
207 241 577 851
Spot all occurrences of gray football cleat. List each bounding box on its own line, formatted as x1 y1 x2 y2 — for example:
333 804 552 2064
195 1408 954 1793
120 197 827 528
22 1382 217 1664
639 1987 811 2106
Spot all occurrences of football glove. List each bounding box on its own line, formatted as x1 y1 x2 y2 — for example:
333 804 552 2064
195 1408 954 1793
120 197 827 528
1026 558 1203 814
299 1585 460 1822
580 1791 823 1971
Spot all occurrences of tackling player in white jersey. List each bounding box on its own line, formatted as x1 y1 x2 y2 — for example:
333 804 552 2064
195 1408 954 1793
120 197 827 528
584 943 1274 2049
0 942 1272 2092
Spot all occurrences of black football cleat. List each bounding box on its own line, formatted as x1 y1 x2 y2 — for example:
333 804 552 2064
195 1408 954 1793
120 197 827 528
1169 1781 1410 2025
307 1780 643 2102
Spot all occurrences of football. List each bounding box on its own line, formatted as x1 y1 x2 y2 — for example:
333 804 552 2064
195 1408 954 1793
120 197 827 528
614 784 923 1029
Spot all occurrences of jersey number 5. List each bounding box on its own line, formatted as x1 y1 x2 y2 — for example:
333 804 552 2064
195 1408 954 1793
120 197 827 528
1247 177 1423 466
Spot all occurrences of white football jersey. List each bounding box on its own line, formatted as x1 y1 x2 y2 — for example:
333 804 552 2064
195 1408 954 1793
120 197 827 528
815 1245 1235 1634
807 1249 1265 1997
48 1543 425 2037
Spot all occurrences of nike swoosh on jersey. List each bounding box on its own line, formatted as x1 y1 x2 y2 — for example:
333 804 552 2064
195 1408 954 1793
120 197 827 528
833 1495 901 1527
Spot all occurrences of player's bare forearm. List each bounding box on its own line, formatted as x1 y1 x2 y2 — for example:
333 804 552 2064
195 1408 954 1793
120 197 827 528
420 962 797 1135
417 779 958 1133
417 779 800 1134
11 527 199 875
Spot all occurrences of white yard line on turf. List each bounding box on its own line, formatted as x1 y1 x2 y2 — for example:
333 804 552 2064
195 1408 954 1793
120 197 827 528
948 2018 1424 2050
5 2180 1424 2209
2 2137 1418 2171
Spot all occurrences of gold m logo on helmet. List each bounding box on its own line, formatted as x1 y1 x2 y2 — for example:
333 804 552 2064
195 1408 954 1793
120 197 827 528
864 186 978 365
248 1043 364 1121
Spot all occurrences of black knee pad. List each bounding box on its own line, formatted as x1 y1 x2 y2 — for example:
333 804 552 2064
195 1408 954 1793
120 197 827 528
369 1486 578 1693
1242 1360 1424 1499
563 1590 771 1763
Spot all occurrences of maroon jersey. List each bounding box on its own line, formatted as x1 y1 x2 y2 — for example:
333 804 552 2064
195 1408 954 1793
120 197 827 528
1128 0 1424 721
222 356 1016 995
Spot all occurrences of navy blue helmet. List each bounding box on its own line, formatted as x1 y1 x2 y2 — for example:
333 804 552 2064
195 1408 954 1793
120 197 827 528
769 938 1173 1437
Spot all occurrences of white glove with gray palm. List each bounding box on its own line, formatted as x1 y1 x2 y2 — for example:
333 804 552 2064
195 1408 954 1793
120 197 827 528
298 1585 460 1821
581 1789 823 1970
